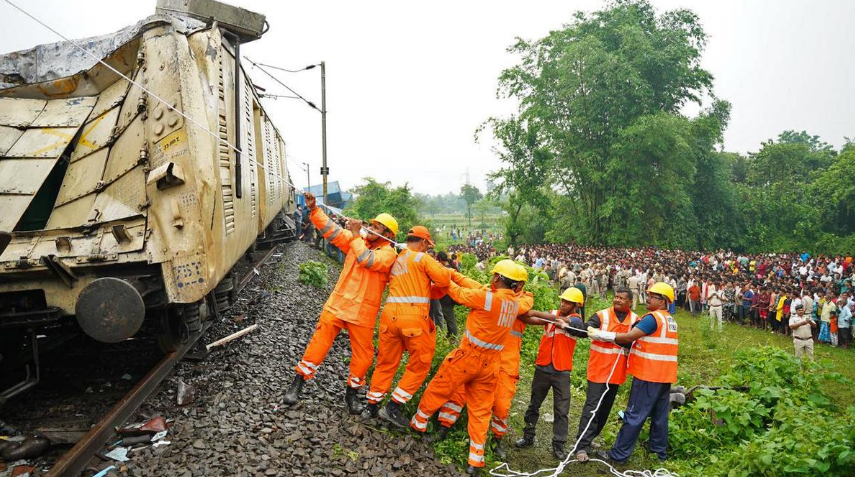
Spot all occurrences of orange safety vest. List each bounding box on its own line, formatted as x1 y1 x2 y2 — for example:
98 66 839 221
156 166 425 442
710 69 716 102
310 207 397 327
627 310 679 383
498 291 534 377
587 307 638 384
384 248 454 316
535 310 578 372
447 284 520 355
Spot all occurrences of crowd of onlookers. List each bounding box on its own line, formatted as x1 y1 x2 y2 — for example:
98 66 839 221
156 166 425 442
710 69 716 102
449 242 854 351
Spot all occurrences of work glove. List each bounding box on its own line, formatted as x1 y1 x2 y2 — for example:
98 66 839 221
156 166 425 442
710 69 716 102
587 327 617 343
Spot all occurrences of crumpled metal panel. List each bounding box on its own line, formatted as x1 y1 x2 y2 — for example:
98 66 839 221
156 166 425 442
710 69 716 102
91 167 147 223
45 191 96 230
4 126 80 158
0 195 36 231
102 115 144 181
0 158 59 195
0 126 25 155
70 106 120 161
0 14 206 90
56 148 109 205
90 79 130 121
0 97 45 127
29 96 96 127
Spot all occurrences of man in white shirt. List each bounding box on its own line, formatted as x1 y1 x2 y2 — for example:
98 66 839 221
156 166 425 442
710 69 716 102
789 305 816 360
707 281 723 332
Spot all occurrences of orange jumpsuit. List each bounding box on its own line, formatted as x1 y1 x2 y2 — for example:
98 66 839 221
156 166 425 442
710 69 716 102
438 292 534 438
410 282 521 468
365 249 457 405
294 207 397 389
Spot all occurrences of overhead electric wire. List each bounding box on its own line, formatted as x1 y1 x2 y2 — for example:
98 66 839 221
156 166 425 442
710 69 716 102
246 57 322 112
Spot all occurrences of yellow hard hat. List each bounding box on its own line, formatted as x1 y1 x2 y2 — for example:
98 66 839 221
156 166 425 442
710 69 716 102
647 282 675 303
516 264 529 283
370 213 398 236
559 287 585 305
491 259 527 282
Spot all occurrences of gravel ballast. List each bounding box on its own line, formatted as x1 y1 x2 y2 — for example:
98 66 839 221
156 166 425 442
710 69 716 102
111 241 460 477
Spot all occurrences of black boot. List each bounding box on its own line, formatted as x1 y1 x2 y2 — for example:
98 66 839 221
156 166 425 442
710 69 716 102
283 375 304 406
425 425 450 444
361 402 379 419
514 434 535 448
552 442 566 460
493 437 507 460
378 400 409 429
465 465 481 476
344 386 364 415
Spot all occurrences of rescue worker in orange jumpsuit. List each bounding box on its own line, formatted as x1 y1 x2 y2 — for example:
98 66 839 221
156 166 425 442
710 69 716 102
362 226 460 428
433 274 536 460
590 282 678 463
283 192 398 414
409 260 525 475
515 287 587 460
573 287 638 463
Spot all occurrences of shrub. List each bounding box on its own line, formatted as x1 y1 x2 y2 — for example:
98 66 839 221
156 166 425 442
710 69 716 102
298 260 328 288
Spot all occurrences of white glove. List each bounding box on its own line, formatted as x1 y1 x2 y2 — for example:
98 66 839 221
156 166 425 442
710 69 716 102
587 327 616 343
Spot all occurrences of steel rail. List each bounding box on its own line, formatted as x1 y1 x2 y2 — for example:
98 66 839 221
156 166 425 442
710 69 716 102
46 242 285 476
46 322 210 477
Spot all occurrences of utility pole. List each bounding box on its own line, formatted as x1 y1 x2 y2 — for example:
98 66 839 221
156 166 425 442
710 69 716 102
320 61 328 206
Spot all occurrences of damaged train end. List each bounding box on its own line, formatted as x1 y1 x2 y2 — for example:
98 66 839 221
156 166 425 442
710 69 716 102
0 1 296 404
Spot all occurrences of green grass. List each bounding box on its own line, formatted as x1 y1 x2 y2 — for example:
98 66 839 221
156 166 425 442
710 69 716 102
493 293 855 475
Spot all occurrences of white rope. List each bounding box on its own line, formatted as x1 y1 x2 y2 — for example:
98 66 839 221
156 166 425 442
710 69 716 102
489 342 680 477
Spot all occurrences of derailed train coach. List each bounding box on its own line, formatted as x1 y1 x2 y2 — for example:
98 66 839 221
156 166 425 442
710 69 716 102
0 1 296 402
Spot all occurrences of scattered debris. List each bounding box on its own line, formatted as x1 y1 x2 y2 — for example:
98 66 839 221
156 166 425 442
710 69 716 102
205 324 259 351
118 416 168 436
121 373 133 381
1 436 50 461
104 446 129 462
36 427 89 445
91 466 116 477
176 379 196 406
9 465 35 477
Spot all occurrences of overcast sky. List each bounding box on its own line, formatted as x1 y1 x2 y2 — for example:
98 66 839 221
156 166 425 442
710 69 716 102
1 0 853 195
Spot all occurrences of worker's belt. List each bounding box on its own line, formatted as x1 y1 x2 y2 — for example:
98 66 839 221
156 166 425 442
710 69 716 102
465 330 504 351
793 336 813 341
386 296 430 304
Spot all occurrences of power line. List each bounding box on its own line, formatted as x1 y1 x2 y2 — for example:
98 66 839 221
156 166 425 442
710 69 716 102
253 61 318 73
246 57 321 112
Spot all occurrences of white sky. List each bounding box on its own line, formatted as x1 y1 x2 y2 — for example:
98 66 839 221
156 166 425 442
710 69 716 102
1 0 853 195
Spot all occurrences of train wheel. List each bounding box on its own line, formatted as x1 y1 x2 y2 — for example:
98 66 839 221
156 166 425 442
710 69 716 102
155 309 189 353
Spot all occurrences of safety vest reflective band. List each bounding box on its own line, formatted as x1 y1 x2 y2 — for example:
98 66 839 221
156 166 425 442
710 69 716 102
587 307 638 384
510 329 524 338
534 310 577 372
627 310 679 383
386 296 430 304
465 329 504 351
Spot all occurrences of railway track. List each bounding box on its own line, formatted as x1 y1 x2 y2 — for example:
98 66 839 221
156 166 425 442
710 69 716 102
39 245 283 477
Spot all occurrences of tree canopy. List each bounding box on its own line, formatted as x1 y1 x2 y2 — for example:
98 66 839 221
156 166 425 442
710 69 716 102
484 0 854 253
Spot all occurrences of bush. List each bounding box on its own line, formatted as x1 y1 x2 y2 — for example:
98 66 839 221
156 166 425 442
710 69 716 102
669 347 855 477
298 260 328 288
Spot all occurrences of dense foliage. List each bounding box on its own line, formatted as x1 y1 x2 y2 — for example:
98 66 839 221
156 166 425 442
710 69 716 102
344 177 421 241
669 347 855 476
298 261 329 288
483 0 854 253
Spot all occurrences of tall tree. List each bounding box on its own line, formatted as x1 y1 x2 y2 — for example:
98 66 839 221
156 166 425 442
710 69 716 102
460 184 483 228
479 116 551 246
495 0 715 245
